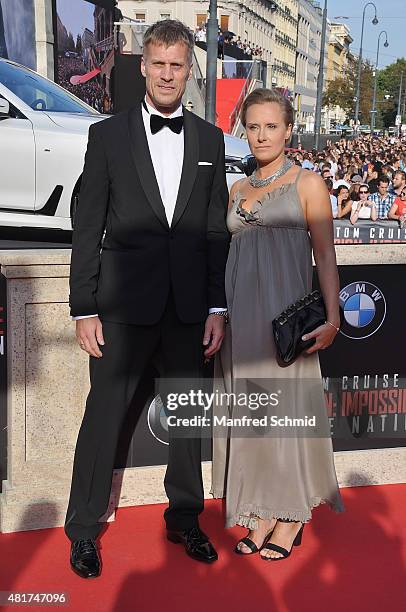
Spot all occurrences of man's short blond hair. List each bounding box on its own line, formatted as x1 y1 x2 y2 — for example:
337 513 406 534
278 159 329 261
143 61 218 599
143 19 194 65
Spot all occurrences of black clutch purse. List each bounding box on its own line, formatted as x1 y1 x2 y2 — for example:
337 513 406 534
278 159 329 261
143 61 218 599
272 290 327 366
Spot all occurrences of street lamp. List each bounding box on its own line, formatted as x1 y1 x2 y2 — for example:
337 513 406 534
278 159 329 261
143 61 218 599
371 30 389 132
397 72 404 137
205 0 218 124
354 2 379 129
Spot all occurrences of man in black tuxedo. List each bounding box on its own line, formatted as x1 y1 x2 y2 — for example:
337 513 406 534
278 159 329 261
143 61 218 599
65 20 229 578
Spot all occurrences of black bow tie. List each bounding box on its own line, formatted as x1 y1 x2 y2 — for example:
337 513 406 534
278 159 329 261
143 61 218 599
150 114 184 135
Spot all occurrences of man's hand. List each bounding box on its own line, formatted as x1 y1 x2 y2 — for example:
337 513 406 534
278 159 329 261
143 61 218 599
76 317 105 358
203 314 226 360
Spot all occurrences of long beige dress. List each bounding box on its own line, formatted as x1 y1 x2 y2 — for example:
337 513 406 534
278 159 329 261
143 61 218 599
211 169 345 529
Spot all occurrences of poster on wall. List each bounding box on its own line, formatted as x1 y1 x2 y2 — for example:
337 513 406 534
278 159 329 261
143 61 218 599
0 0 36 70
55 0 115 113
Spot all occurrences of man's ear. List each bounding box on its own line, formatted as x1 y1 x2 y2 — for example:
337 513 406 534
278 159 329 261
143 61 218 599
188 61 193 81
141 56 146 78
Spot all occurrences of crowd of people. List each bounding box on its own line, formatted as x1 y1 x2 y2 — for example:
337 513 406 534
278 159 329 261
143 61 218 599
194 25 263 59
57 56 112 114
288 135 406 227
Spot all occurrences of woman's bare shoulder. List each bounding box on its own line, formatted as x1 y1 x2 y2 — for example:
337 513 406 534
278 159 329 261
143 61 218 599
229 176 249 198
298 168 326 189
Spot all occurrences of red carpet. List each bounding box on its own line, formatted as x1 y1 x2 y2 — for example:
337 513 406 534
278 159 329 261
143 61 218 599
0 484 405 612
216 79 246 133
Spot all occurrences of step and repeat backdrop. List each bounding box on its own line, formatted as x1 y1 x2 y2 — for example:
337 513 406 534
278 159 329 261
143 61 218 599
1 260 404 481
316 264 406 451
112 262 406 467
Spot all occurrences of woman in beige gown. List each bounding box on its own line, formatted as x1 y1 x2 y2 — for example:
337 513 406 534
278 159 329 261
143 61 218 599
211 89 344 560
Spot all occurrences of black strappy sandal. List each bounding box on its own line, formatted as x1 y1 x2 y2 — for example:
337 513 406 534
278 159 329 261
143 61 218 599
234 525 275 556
261 519 304 561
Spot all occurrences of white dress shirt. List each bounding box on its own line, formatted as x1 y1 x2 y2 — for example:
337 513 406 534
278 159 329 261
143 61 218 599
142 97 184 227
73 97 226 320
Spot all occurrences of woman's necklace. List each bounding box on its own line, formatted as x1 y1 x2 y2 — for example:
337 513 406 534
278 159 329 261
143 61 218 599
249 157 294 188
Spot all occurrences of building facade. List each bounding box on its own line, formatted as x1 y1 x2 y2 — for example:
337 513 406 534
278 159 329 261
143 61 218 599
271 0 298 92
326 21 353 82
294 0 325 132
118 1 277 84
323 21 354 130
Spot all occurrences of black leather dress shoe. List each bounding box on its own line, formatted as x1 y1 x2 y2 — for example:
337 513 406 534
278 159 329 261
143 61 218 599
167 526 218 563
70 539 101 578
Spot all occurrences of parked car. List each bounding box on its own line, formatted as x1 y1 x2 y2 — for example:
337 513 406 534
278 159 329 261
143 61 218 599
0 58 249 230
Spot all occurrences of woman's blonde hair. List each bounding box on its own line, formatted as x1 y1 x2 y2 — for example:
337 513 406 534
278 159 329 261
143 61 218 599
241 88 295 128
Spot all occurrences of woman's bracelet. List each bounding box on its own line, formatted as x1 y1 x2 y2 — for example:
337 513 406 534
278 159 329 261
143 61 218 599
326 320 340 332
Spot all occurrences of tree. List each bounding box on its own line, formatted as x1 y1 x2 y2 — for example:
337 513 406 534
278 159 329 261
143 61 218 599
323 75 354 117
67 32 75 52
376 58 406 128
323 58 374 124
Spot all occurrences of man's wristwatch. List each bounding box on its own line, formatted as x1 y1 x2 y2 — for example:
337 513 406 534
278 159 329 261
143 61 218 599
210 310 229 324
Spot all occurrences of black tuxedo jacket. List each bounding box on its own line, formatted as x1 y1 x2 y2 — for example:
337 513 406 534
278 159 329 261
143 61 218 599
69 103 230 325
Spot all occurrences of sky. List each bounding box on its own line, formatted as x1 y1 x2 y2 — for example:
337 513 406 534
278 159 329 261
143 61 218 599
56 0 94 39
327 0 405 68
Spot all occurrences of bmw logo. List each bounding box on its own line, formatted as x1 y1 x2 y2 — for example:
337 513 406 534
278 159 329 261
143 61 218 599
147 394 169 445
339 281 386 340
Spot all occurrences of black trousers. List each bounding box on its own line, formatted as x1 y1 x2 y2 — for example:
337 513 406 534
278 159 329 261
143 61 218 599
64 289 207 541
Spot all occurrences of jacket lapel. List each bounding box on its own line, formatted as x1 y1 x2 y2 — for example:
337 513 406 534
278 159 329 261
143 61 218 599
127 104 169 230
171 107 199 228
